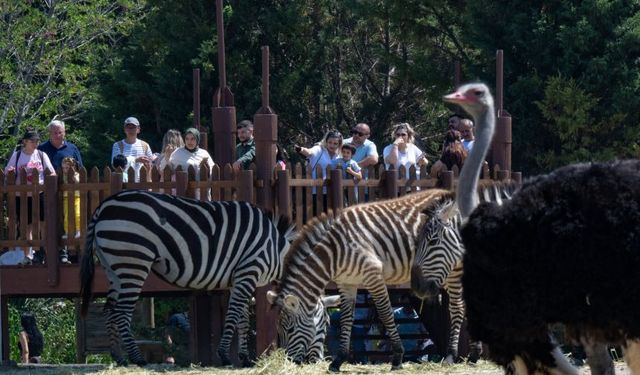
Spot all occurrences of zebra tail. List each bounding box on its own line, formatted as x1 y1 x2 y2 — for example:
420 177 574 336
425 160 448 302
79 211 99 317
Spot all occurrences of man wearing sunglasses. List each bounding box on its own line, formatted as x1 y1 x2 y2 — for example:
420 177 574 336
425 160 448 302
343 123 379 172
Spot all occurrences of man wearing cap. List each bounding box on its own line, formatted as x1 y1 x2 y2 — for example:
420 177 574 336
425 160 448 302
232 120 255 172
38 120 83 171
110 116 153 182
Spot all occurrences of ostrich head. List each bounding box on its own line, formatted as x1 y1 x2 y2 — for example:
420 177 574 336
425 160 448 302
443 83 496 219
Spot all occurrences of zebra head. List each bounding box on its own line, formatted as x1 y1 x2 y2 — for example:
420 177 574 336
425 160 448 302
411 199 465 301
267 291 339 364
306 294 340 363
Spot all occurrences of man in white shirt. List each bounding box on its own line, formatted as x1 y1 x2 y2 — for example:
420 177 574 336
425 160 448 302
110 116 153 182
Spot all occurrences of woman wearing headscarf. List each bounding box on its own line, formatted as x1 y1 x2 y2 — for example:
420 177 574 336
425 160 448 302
18 312 44 364
169 128 214 199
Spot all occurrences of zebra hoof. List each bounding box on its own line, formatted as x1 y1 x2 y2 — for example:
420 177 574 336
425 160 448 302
238 353 253 368
328 360 342 372
218 350 231 367
391 362 403 370
134 359 147 367
115 359 128 367
444 354 455 365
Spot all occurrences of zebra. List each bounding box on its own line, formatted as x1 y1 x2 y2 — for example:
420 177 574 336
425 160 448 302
411 182 518 363
266 189 454 372
79 189 329 366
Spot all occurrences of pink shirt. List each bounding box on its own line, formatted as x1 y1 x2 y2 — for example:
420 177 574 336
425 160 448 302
4 149 55 185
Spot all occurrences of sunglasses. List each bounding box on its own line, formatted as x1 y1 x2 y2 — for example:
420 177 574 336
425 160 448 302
351 130 368 137
395 133 408 137
125 124 138 129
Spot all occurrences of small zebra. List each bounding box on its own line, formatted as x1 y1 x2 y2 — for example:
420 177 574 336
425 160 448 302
411 183 517 363
79 190 328 366
267 189 453 372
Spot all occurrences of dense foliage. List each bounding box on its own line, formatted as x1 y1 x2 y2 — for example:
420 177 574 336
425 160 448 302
3 1 638 173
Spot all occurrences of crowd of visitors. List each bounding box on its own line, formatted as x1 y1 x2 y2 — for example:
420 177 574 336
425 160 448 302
2 113 475 266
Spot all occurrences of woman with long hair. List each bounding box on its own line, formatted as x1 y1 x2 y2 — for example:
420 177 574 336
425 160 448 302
383 123 428 179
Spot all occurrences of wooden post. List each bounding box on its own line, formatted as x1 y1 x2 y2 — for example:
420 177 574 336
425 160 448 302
441 170 454 191
45 174 59 286
454 60 461 88
237 170 253 203
110 171 123 196
254 46 277 212
194 68 208 150
383 169 398 199
491 50 513 173
328 168 343 213
497 169 511 181
512 171 522 185
212 0 236 166
0 296 7 363
276 169 290 220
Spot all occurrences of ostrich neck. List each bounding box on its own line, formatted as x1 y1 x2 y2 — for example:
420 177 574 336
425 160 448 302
457 107 495 219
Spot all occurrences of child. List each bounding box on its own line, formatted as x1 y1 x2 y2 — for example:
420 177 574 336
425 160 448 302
61 156 81 264
112 154 130 183
331 143 362 180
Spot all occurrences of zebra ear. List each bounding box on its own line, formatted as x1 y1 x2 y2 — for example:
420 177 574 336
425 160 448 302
266 290 279 306
283 294 300 312
438 200 458 223
321 295 341 308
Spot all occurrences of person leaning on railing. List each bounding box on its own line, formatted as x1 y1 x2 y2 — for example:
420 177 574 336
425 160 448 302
294 129 343 214
3 128 56 265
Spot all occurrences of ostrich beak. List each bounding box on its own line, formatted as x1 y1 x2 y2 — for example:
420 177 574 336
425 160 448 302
443 90 470 104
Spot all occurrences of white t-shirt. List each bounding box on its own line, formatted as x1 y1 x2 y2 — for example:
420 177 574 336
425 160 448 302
111 139 153 182
169 147 215 177
307 145 338 179
4 149 55 185
383 143 424 179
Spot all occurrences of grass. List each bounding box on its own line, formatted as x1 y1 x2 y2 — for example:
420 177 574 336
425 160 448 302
1 350 504 375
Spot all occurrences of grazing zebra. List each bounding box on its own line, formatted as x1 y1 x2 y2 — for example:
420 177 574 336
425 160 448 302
80 189 325 367
266 189 453 372
411 183 517 363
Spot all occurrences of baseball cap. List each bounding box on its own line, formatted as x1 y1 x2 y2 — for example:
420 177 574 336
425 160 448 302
124 117 140 127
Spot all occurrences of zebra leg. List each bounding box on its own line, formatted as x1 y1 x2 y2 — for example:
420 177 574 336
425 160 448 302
104 295 127 366
217 280 255 367
328 287 357 372
365 270 404 371
444 283 464 364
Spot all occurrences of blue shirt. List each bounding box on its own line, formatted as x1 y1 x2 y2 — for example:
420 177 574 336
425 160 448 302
38 140 83 171
343 138 378 164
331 158 361 179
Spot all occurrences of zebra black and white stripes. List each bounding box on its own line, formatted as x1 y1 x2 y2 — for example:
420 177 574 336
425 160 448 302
267 189 453 372
411 182 518 362
80 190 297 366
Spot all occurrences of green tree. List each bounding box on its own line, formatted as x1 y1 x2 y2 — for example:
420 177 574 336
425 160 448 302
0 0 145 165
462 0 640 173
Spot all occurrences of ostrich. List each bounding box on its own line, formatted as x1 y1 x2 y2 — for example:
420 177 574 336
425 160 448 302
446 83 640 375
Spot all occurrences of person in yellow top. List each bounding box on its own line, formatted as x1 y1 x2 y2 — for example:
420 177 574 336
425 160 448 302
60 156 81 264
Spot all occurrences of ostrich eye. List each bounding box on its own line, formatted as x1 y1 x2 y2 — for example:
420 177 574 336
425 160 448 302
473 90 484 97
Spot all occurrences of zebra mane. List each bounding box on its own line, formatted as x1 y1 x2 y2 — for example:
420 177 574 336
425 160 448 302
278 211 337 293
275 214 297 244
